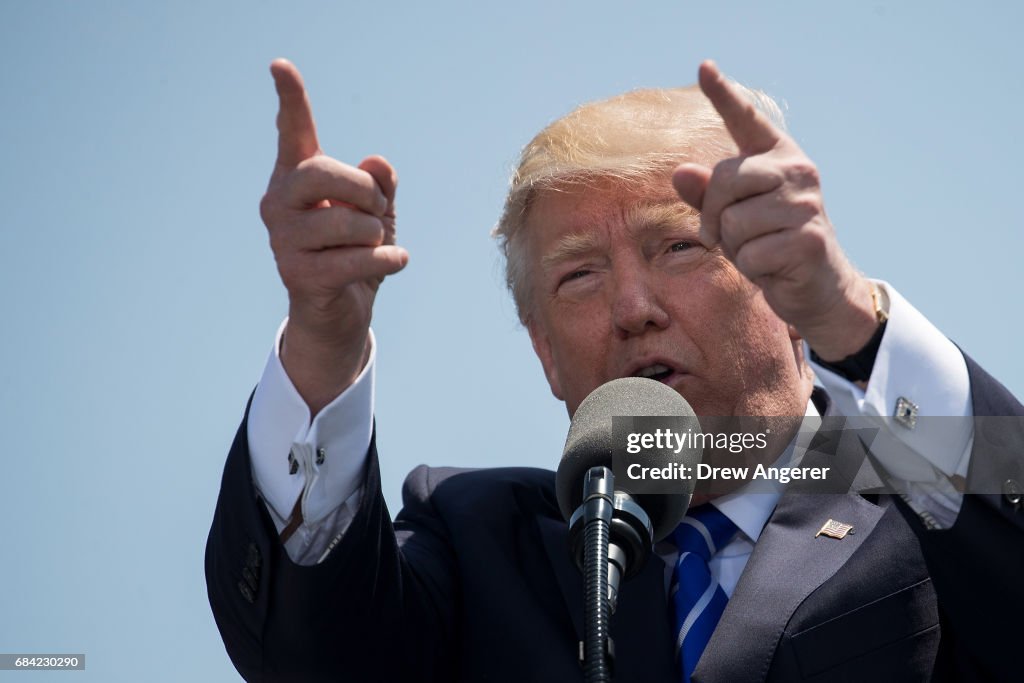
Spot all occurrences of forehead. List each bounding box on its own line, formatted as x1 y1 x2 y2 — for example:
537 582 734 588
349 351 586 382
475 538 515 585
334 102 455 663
524 179 697 250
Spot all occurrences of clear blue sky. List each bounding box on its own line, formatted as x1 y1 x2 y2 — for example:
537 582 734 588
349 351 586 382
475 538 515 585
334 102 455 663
1 1 1020 680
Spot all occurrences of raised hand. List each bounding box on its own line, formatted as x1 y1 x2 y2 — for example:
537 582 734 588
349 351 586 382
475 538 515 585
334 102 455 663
260 59 408 414
672 61 878 362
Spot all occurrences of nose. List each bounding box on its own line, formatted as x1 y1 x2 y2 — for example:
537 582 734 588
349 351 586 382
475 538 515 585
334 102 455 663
610 267 670 337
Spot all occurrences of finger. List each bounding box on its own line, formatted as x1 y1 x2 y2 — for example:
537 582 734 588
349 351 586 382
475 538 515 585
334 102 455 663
703 156 784 224
718 191 817 257
285 155 388 215
698 60 781 155
672 163 710 212
271 59 320 168
700 156 784 248
358 156 398 245
283 206 386 251
358 156 397 214
313 244 409 286
730 229 796 283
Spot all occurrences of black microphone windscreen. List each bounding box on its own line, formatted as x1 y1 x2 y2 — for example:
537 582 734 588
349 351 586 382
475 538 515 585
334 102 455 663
556 377 701 541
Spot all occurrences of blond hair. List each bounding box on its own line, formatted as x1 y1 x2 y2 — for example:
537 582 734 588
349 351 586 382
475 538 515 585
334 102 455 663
493 82 786 323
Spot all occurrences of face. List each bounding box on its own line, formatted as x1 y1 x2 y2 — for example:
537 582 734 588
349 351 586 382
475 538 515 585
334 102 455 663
524 177 811 420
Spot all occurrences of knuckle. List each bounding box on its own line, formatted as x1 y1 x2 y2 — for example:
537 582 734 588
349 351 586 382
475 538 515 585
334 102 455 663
718 207 741 243
297 154 330 174
767 164 787 187
259 193 279 225
711 157 738 185
790 194 821 216
786 159 820 187
799 227 829 259
719 205 737 230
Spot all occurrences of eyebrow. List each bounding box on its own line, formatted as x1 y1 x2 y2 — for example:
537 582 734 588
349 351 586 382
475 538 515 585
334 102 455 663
540 199 698 270
541 232 603 270
625 199 699 237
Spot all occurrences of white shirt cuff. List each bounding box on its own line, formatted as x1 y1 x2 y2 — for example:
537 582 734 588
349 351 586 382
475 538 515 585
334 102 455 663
248 319 376 528
808 280 974 527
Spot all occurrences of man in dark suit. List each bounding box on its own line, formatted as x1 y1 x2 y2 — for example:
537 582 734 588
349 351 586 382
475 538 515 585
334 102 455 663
206 59 1024 681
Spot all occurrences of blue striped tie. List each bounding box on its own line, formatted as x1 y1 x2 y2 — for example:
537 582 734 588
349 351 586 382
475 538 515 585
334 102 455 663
670 505 739 683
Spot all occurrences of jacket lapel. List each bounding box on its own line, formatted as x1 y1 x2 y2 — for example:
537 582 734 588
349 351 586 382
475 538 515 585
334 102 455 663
693 427 887 683
535 394 891 682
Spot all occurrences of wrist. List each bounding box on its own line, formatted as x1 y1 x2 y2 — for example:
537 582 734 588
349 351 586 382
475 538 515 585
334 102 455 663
801 276 882 362
281 319 371 417
806 278 890 384
810 319 887 383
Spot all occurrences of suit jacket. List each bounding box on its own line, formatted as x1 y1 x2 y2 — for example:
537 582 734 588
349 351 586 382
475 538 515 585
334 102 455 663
206 355 1024 682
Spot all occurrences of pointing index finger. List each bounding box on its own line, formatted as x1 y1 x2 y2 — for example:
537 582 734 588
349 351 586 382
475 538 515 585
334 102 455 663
270 59 320 168
698 60 781 155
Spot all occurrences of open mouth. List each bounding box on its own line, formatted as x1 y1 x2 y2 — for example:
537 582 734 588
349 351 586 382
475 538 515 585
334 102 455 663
633 363 676 383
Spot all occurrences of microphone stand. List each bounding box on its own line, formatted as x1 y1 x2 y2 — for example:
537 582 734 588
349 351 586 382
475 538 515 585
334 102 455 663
568 467 653 683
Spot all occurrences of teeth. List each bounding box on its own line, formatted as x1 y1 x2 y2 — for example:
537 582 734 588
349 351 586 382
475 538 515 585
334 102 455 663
637 364 670 378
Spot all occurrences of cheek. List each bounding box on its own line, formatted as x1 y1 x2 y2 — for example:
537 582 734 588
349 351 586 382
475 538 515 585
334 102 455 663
673 262 755 333
706 263 776 329
686 265 792 367
549 324 604 376
545 319 611 401
545 288 613 345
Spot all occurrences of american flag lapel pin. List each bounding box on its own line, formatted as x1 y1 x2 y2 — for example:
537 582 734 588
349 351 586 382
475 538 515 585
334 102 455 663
816 519 854 539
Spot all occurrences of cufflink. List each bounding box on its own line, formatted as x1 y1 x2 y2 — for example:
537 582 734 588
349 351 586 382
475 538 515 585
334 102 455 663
1004 479 1022 510
288 450 299 475
894 397 918 430
316 448 326 466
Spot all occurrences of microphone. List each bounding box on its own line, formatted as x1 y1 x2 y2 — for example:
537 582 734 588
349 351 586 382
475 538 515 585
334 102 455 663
557 376 702 544
555 377 702 682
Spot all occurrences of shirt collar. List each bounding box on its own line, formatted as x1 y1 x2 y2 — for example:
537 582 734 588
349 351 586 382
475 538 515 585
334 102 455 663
710 397 821 544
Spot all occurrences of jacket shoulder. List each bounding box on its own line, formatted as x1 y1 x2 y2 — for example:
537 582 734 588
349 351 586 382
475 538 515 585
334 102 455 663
398 465 560 522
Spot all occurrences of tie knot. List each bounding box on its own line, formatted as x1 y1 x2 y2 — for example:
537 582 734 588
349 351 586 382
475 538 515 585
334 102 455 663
672 505 738 563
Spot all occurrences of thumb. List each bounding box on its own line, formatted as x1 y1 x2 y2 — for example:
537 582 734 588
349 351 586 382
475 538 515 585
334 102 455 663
359 155 398 246
672 162 710 212
358 155 398 215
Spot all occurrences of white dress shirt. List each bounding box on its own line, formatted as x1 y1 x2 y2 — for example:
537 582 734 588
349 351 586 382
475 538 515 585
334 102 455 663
698 397 820 597
247 280 974 578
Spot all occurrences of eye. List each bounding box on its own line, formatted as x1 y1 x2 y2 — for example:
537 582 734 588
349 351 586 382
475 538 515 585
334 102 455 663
559 269 591 286
669 241 696 253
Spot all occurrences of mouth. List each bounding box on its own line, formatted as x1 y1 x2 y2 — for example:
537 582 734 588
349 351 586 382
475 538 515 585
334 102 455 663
630 362 682 385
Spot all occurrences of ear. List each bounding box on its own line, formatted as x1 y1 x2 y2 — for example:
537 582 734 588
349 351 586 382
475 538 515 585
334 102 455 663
787 323 815 381
787 323 805 362
526 318 564 401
